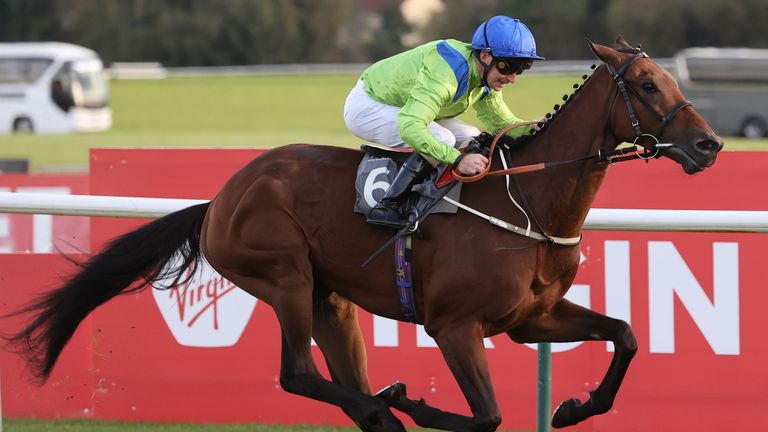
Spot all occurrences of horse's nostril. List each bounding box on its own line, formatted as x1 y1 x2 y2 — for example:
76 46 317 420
696 140 720 153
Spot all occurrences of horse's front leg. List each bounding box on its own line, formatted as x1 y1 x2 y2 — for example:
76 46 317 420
507 298 638 428
432 322 502 432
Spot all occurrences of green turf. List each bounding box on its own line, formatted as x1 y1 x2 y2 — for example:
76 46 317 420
0 73 763 173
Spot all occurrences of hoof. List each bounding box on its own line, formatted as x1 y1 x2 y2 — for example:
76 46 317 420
374 381 407 406
551 398 583 429
358 400 406 432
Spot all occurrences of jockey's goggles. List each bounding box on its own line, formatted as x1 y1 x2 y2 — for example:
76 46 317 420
494 57 534 75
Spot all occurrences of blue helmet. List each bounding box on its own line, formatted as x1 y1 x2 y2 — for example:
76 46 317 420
471 16 545 60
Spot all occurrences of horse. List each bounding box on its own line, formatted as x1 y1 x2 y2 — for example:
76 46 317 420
9 37 722 431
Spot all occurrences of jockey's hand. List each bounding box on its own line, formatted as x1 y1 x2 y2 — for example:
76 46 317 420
457 153 489 175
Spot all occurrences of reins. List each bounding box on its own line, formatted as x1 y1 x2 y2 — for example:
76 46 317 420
451 121 651 183
450 121 538 182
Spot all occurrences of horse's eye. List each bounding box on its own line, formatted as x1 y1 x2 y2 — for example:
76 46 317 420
641 82 658 93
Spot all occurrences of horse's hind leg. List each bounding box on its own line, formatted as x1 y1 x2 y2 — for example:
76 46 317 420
507 298 638 428
311 292 371 393
272 284 405 432
376 322 502 432
205 179 402 431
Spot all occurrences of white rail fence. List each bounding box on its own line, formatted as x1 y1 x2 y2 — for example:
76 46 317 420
1 192 768 232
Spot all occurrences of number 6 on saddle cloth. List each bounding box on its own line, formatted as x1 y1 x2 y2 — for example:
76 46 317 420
354 144 462 220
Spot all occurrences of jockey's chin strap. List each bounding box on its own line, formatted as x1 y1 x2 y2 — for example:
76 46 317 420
473 51 493 88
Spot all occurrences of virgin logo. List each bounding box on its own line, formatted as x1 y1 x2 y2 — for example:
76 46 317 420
152 256 257 347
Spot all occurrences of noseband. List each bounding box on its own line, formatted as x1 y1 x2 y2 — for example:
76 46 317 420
606 52 693 158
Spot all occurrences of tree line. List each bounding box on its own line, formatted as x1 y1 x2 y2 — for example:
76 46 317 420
425 0 768 59
1 0 766 66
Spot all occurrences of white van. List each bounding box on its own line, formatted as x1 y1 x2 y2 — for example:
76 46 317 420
676 47 768 138
0 42 112 134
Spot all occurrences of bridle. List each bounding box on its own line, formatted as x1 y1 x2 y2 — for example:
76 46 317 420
452 50 696 182
605 51 693 159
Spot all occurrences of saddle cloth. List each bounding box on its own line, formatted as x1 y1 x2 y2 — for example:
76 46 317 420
354 145 462 216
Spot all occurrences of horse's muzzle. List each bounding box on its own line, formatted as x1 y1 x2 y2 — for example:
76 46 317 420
696 136 724 155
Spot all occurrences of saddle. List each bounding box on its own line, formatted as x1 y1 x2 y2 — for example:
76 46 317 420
353 143 461 219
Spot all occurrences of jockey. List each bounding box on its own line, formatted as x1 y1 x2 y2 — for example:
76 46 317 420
344 15 545 230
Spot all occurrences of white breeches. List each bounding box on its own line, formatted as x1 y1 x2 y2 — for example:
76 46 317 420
343 80 480 150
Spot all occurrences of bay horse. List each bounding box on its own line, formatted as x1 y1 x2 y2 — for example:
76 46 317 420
9 38 722 431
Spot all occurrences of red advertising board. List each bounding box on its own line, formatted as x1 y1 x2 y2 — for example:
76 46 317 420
0 148 765 431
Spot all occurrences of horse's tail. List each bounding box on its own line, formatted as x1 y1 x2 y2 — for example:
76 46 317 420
6 202 211 382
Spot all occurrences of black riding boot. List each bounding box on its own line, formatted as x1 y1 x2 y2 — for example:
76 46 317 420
367 153 433 230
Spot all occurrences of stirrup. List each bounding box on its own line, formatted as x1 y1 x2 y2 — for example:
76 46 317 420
367 206 422 232
404 209 420 233
367 217 411 231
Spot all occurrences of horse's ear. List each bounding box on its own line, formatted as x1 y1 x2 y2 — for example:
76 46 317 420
586 38 618 64
613 36 643 54
614 36 634 51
